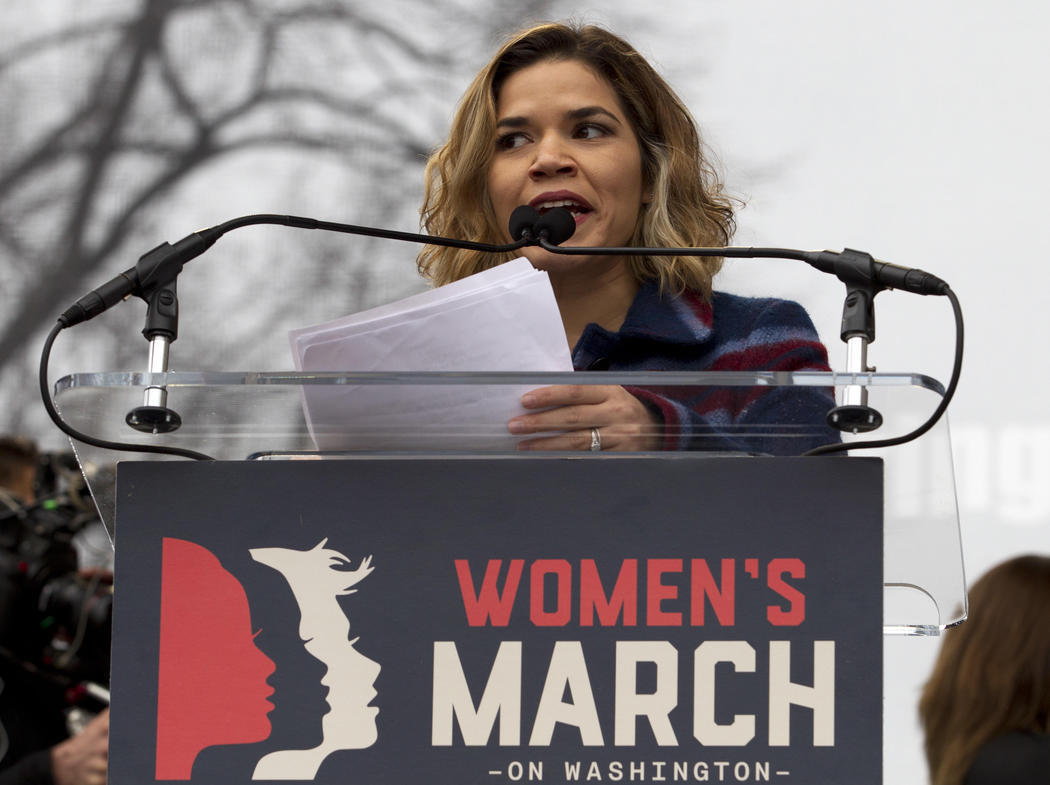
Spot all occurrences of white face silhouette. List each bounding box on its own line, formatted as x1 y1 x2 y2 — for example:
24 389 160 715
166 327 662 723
250 540 381 763
319 640 381 747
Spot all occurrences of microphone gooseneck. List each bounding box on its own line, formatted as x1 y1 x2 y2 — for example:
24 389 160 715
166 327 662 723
60 213 559 330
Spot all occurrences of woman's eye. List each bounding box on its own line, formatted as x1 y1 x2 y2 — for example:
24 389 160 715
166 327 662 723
575 123 610 140
496 132 529 150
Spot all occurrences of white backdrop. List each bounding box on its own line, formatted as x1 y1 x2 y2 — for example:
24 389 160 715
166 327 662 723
625 3 1049 780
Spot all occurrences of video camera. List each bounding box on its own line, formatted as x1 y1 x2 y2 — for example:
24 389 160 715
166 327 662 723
0 452 112 689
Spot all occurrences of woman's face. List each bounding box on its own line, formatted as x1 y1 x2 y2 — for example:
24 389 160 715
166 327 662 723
487 58 648 275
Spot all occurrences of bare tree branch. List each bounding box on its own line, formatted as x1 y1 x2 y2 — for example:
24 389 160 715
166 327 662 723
0 17 125 73
0 0 649 443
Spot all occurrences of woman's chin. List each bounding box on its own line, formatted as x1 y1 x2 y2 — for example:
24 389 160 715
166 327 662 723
521 248 630 285
521 246 590 274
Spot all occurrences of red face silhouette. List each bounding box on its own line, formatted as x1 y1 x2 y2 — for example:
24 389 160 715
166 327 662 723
155 538 276 779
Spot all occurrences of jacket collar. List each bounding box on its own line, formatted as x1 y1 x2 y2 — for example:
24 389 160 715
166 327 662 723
571 280 715 368
617 279 714 344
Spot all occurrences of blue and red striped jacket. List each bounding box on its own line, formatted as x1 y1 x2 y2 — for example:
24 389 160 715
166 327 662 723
571 282 839 454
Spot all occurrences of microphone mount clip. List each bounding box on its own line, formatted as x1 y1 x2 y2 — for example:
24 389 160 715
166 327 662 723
819 248 885 434
118 233 217 433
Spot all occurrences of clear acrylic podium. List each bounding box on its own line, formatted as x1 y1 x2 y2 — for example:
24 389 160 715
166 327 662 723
53 369 964 636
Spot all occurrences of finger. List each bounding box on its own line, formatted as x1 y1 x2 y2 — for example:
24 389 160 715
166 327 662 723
77 567 114 584
520 384 610 410
88 708 109 729
517 429 600 452
508 404 601 434
86 719 109 742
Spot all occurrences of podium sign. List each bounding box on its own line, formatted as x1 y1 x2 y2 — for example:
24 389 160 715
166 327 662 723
110 456 882 784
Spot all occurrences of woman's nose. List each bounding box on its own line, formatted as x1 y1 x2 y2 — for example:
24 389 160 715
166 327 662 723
528 134 576 179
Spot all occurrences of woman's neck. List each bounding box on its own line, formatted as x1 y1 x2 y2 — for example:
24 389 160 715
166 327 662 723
549 260 639 351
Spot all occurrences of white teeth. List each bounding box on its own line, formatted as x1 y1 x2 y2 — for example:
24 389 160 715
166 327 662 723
536 199 587 213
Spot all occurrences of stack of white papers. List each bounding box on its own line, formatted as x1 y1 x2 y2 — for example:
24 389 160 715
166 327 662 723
289 258 573 451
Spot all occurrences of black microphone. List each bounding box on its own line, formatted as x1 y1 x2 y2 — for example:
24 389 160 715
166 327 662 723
533 207 576 245
507 205 577 245
60 231 221 328
508 205 540 241
808 249 949 296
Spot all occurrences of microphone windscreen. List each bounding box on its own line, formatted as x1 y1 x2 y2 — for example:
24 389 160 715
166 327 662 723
534 207 576 245
508 205 540 241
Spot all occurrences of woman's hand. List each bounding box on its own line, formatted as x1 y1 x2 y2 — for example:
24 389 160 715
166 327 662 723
508 385 660 451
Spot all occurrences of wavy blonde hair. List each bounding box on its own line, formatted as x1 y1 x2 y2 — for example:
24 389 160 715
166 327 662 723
919 554 1050 785
418 22 735 298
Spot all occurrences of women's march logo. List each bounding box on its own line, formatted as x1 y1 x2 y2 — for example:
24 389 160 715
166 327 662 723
154 537 380 781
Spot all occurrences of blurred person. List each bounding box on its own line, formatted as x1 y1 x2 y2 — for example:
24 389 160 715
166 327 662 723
919 554 1050 785
0 436 110 785
418 22 835 454
0 437 38 509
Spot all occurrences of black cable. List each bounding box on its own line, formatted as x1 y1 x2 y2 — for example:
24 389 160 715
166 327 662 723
38 322 215 461
802 288 964 456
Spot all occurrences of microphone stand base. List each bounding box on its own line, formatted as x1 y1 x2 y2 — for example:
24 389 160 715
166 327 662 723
826 405 883 434
126 406 182 434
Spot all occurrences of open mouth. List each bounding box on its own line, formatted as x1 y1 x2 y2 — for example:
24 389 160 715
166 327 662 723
530 195 593 220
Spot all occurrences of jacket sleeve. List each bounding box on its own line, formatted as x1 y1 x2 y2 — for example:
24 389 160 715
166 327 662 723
628 299 841 456
0 750 56 785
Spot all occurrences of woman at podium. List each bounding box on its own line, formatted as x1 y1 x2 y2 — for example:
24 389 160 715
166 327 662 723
417 22 836 455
